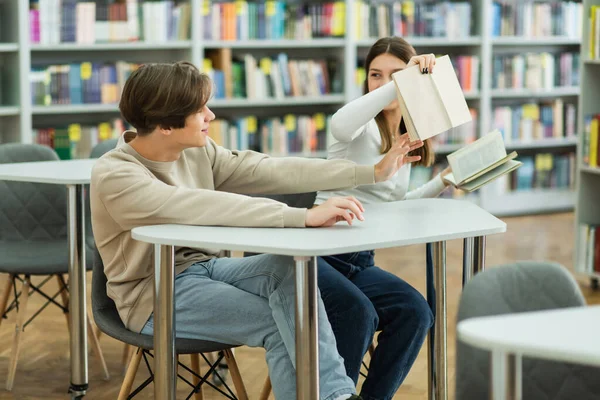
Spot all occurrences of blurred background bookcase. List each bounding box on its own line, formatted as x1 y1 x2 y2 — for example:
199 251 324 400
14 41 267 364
1 0 583 217
575 0 600 288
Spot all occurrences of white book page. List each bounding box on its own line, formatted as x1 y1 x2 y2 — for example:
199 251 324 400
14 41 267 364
447 130 507 184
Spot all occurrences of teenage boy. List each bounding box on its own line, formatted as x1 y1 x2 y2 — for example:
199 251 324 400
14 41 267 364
90 61 422 400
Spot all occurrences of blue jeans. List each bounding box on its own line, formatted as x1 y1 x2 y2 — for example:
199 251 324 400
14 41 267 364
141 254 355 400
318 250 434 400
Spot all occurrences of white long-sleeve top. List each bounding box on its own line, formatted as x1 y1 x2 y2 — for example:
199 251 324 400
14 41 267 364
314 81 447 205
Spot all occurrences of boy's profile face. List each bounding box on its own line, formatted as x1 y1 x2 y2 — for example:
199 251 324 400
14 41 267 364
171 105 216 149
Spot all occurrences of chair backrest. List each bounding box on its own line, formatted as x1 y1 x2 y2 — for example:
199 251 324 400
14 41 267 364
0 143 67 241
456 261 600 399
251 192 317 209
90 138 118 159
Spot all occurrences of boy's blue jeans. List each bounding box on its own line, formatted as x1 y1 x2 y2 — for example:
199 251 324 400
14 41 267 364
318 250 434 400
141 253 355 400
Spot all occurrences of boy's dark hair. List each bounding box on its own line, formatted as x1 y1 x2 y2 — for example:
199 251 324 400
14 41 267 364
119 61 212 136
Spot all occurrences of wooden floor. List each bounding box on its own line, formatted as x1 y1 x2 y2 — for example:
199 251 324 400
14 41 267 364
0 212 599 400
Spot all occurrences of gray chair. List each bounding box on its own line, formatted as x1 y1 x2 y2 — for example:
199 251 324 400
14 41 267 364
0 143 108 390
91 246 254 400
456 261 600 400
90 138 118 158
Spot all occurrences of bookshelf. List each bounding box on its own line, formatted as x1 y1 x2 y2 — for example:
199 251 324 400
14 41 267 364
575 0 600 288
5 0 584 217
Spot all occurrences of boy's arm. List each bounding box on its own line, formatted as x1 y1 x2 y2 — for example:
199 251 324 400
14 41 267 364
206 138 376 194
92 159 308 231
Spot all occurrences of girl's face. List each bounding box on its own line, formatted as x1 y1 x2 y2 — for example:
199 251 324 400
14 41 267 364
367 53 408 111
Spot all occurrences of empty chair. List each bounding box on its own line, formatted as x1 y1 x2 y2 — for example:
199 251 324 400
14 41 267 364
456 261 600 400
0 143 108 390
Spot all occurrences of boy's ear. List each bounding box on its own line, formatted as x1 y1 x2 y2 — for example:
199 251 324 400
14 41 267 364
157 125 173 136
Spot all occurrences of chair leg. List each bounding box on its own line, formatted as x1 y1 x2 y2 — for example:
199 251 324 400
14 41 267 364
55 275 70 337
86 308 110 380
121 344 133 375
259 374 272 400
191 354 204 400
223 349 248 400
118 347 144 400
368 341 375 357
6 276 30 391
0 274 14 331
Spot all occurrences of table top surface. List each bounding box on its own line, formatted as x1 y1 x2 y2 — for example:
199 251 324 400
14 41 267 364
132 198 507 256
458 305 600 367
0 158 97 184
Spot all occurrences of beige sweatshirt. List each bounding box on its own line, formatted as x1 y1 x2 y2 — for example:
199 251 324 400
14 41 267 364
90 131 376 333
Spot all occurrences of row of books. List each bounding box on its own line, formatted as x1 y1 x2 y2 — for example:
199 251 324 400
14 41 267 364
491 1 582 38
30 62 140 106
577 223 600 276
203 49 341 99
29 0 190 44
202 1 345 40
493 100 577 143
209 114 330 155
588 6 600 60
355 55 479 96
354 1 472 39
582 114 600 168
493 152 576 193
32 119 125 160
492 52 580 90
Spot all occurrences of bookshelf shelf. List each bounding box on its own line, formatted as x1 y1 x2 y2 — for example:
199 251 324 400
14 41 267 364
0 43 18 52
491 87 580 99
580 165 600 175
31 104 119 115
463 91 480 100
505 137 579 150
203 39 346 49
492 36 581 46
485 189 575 216
30 41 193 51
435 137 578 154
355 36 482 48
208 95 346 108
584 58 600 64
0 106 20 116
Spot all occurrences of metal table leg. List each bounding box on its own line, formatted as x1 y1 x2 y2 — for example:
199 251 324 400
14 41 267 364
154 244 176 400
67 184 88 398
428 241 447 400
294 256 319 400
463 237 486 287
491 351 521 400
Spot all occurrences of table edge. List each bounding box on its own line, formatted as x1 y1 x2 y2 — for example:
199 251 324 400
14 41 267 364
131 224 507 256
457 316 600 368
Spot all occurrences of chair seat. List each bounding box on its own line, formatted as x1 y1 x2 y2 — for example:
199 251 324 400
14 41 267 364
0 238 95 275
94 304 238 355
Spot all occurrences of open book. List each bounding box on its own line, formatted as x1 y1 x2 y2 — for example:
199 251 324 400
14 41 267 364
392 54 473 142
443 130 523 192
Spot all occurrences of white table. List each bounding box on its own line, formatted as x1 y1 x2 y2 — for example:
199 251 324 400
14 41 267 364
131 198 506 400
0 159 97 399
458 304 600 400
